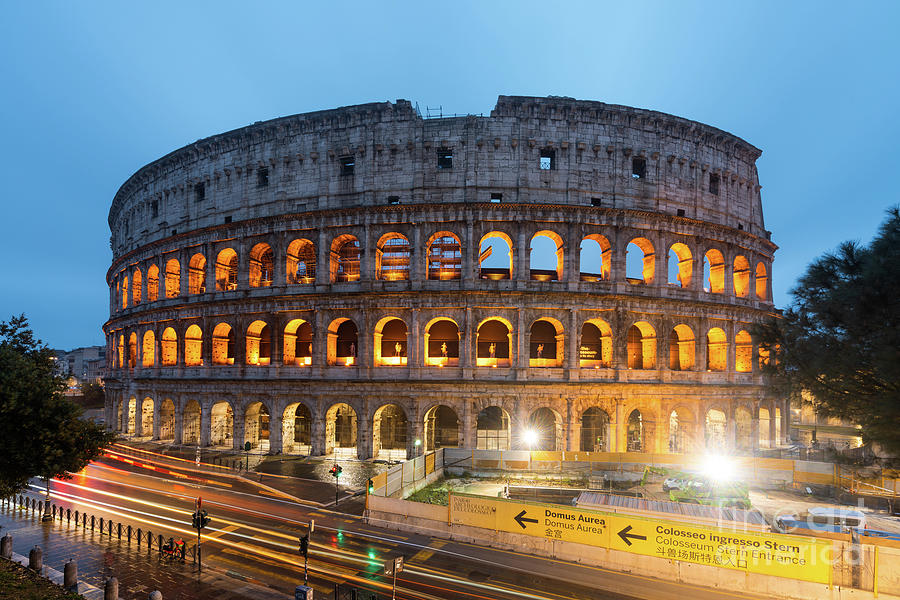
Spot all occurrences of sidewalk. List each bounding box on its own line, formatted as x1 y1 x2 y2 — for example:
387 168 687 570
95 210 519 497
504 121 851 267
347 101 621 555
0 506 288 600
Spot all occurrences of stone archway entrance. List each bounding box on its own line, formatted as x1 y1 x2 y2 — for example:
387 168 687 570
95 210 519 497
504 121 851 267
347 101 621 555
282 403 312 455
244 402 270 452
210 401 234 447
424 405 460 451
326 403 357 458
373 404 408 460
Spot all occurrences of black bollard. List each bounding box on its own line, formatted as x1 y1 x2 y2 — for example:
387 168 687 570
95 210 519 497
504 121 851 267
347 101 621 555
64 560 77 592
157 534 163 551
52 504 57 518
127 525 132 542
108 520 112 535
91 515 95 530
28 546 42 572
104 577 118 600
117 523 122 539
0 534 12 560
67 508 71 523
82 512 87 527
99 517 104 533
137 528 142 546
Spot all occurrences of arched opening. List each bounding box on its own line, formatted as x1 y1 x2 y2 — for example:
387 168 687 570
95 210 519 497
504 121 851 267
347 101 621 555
668 324 695 371
212 323 235 365
759 406 771 448
117 335 124 368
328 319 358 366
476 318 511 367
580 234 611 282
215 248 238 291
244 401 270 452
160 327 177 366
627 322 656 369
127 332 137 369
424 405 459 451
580 407 609 451
625 238 655 284
529 318 563 367
164 258 180 298
141 331 156 367
182 399 201 445
159 399 175 441
147 265 159 302
705 408 727 451
210 401 234 447
331 235 360 282
188 253 206 294
733 255 750 298
140 397 154 437
286 239 316 284
427 232 461 280
530 231 563 281
703 249 725 293
375 318 407 366
126 397 137 434
668 408 694 454
425 319 459 366
282 403 312 455
115 398 123 431
245 320 271 366
774 406 782 444
580 319 612 368
735 330 753 372
706 327 727 371
376 233 411 281
249 243 274 288
184 324 203 366
626 409 643 452
132 269 142 305
667 243 693 288
755 262 769 300
526 407 561 451
479 232 512 280
121 275 129 309
373 404 409 460
283 319 313 366
735 406 753 452
325 403 357 458
476 406 510 450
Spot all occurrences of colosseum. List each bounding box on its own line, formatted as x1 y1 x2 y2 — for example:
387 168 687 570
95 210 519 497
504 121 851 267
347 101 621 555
103 95 784 461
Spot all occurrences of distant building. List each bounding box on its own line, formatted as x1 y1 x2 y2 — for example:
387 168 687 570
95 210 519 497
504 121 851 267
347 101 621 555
53 346 106 387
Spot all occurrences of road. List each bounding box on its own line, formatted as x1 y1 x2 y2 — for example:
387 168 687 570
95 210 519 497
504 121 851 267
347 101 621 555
19 448 770 600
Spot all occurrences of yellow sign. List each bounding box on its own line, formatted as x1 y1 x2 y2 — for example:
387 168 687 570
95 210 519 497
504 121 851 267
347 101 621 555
448 493 831 584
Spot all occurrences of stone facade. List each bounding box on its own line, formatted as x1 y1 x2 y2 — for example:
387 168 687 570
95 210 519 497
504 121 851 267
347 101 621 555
103 95 784 459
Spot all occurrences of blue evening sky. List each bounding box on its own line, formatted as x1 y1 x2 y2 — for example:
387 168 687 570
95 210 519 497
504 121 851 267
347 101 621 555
1 1 897 350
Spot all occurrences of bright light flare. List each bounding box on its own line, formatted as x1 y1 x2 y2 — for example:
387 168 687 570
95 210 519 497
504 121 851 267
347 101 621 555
701 454 735 482
522 428 539 448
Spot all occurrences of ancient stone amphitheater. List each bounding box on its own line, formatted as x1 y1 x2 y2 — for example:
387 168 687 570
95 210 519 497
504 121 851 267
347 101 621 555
103 95 784 460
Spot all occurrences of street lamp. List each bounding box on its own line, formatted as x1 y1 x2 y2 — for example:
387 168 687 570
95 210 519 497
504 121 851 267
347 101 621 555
414 438 422 456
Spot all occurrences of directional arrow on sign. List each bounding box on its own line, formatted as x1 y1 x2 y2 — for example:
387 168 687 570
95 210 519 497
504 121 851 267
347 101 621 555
617 525 647 546
514 509 539 529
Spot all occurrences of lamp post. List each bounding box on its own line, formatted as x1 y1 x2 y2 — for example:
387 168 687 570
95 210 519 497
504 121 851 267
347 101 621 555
414 438 422 457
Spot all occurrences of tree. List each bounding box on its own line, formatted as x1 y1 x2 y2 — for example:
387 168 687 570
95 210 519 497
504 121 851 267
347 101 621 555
755 207 900 454
80 382 106 408
0 315 116 497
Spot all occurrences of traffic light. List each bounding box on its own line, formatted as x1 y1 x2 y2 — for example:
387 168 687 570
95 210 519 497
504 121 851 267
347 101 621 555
299 534 309 557
330 464 342 478
191 511 200 529
192 509 210 530
367 479 374 493
200 509 210 529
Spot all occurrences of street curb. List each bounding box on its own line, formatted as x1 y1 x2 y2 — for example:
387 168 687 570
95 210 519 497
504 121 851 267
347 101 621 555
8 552 108 600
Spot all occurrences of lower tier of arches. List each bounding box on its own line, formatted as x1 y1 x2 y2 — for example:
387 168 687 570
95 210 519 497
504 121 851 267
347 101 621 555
104 380 787 460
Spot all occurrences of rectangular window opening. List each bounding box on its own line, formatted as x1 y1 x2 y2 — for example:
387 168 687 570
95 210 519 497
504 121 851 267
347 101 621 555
194 182 206 202
677 208 685 217
631 157 646 179
224 216 232 224
709 173 720 195
437 148 453 169
340 156 355 176
151 200 158 219
257 167 269 188
490 192 503 203
540 149 555 170
387 195 400 205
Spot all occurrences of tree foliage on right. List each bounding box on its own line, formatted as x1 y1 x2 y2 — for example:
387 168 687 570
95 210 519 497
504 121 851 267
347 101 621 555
755 207 900 455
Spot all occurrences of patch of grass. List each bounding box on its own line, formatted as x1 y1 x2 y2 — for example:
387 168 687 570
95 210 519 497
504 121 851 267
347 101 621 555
408 477 455 505
0 559 83 600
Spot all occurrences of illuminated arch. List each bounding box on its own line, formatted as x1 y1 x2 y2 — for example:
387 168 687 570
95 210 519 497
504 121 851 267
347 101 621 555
283 319 312 366
580 318 612 367
706 327 727 371
425 318 459 366
625 237 655 284
331 235 360 282
184 324 203 366
476 317 512 367
705 408 727 451
188 253 206 294
424 404 460 451
249 243 274 287
209 401 234 446
626 321 656 369
160 327 177 366
479 232 513 280
127 332 137 368
376 233 411 281
525 406 562 451
667 243 693 288
426 231 461 280
529 317 563 367
132 268 142 305
325 402 357 457
530 230 564 281
580 234 611 281
581 407 610 451
374 317 408 366
121 274 129 309
735 330 753 372
476 406 510 450
327 318 358 366
212 323 235 365
245 320 271 365
164 258 180 298
147 265 159 302
668 324 695 371
286 238 316 284
141 330 155 367
215 248 238 291
282 402 312 454
755 262 769 300
704 249 725 293
733 255 750 298
373 403 409 460
626 409 643 452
